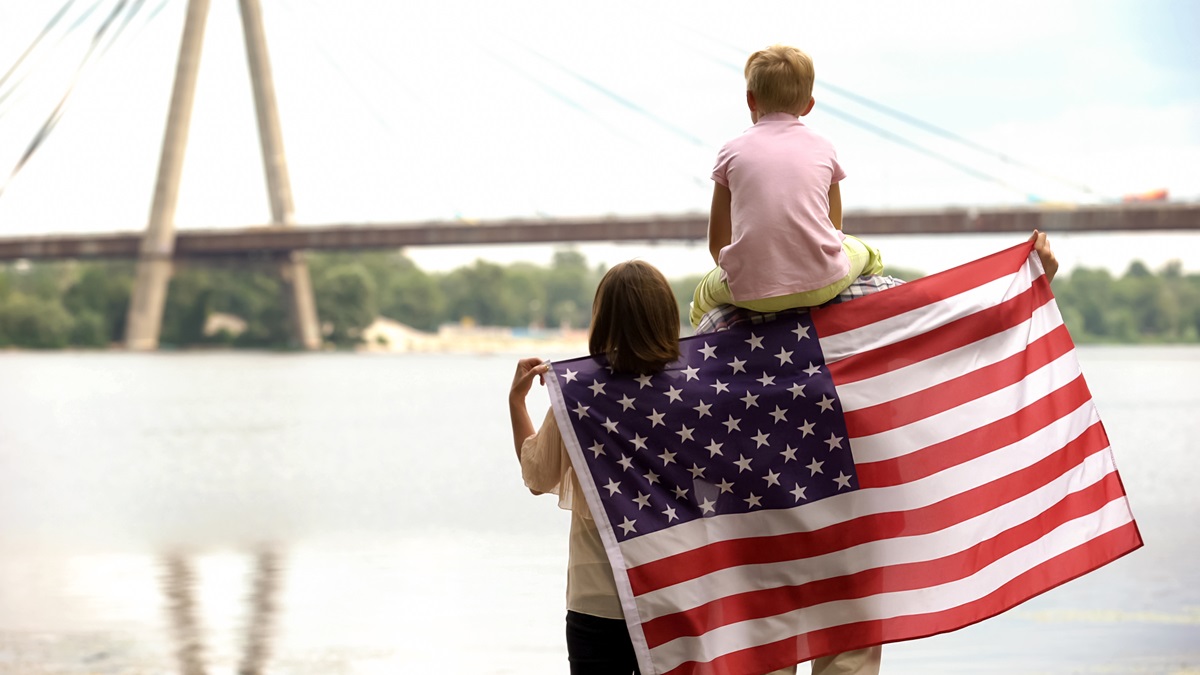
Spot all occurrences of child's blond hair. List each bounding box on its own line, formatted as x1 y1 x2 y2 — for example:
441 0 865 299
744 45 814 115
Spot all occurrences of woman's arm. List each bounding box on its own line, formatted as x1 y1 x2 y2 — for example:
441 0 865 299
509 357 548 461
708 182 733 264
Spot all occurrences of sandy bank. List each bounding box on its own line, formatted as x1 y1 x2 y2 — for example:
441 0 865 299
357 317 590 355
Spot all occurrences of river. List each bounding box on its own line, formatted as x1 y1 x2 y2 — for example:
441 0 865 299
0 347 1196 673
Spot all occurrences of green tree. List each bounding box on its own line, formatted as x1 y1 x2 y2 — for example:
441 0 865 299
0 293 73 348
69 310 109 347
160 267 214 347
1055 267 1114 340
439 260 513 326
62 263 133 344
544 250 596 329
375 254 445 331
6 262 65 301
504 262 550 328
315 263 377 345
211 269 290 348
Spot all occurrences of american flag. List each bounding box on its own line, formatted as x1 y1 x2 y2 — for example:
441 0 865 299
545 242 1142 675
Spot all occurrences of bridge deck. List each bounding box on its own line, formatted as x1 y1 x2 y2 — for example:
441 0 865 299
1 203 1196 261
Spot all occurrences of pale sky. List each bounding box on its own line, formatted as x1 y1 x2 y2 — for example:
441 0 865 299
1 0 1197 278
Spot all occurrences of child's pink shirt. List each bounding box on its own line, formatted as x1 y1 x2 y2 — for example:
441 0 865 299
712 112 848 302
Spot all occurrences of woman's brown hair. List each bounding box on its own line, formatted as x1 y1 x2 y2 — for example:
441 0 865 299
588 260 681 375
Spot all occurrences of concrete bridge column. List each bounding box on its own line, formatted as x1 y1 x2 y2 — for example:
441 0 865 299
239 0 321 350
125 0 211 350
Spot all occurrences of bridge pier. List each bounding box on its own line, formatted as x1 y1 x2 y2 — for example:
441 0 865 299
238 0 320 349
125 0 210 351
126 0 320 350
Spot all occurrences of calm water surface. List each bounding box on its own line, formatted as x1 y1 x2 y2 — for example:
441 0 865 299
0 347 1197 673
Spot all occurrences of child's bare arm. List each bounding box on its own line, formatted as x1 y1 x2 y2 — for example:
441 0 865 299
828 183 843 231
708 183 733 264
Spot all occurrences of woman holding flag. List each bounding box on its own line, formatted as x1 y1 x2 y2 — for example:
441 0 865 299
507 233 1059 675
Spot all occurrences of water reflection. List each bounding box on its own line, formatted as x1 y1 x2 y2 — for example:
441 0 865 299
160 547 282 675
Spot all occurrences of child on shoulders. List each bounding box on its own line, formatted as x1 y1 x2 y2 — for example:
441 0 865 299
691 44 884 328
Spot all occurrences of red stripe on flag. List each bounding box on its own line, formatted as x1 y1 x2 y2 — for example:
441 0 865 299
854 373 1095 489
843 323 1076 437
642 472 1127 648
662 521 1143 675
627 421 1110 596
826 277 1053 386
811 242 1034 338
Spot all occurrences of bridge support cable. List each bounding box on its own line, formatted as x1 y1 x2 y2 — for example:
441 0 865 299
816 81 1097 197
0 0 133 198
816 105 1034 200
0 0 80 100
679 30 1097 203
237 0 320 350
0 0 109 117
125 0 210 350
480 44 711 193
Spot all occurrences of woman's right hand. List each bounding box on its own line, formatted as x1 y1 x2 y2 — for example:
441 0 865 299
510 357 549 402
1029 229 1059 282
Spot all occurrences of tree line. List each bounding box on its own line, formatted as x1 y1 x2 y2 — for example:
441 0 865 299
1 250 1198 349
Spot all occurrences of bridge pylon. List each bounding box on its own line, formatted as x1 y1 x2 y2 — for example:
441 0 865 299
125 0 321 350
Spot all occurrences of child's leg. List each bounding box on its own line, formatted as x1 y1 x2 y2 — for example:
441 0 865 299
843 235 884 277
690 266 733 328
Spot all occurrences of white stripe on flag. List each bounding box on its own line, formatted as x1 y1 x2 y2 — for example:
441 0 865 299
836 299 1065 412
648 499 1134 672
817 267 1033 360
848 350 1083 463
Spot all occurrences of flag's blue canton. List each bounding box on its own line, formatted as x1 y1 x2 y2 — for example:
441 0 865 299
554 313 858 541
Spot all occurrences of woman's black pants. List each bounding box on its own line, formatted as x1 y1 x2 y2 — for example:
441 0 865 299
565 610 641 675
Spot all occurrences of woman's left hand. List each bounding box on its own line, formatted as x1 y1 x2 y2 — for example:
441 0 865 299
510 357 549 402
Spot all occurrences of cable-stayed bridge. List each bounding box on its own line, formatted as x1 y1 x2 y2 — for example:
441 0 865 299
2 1 1197 352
